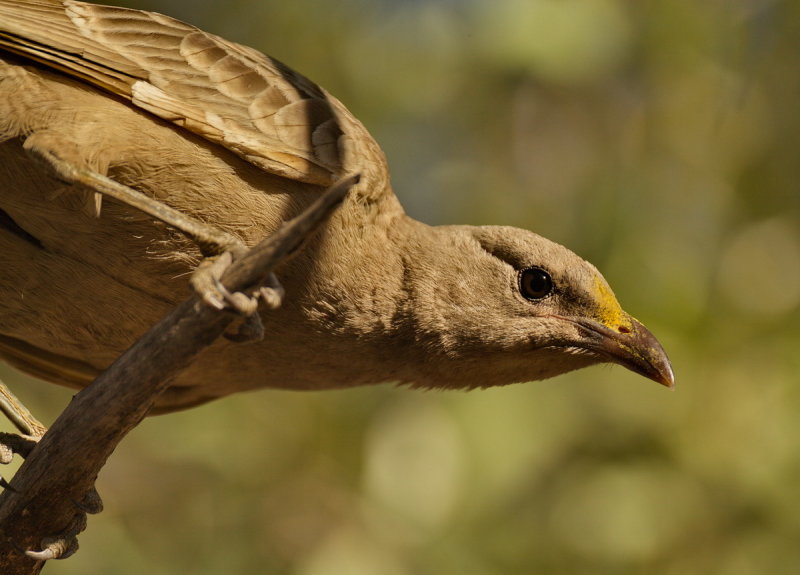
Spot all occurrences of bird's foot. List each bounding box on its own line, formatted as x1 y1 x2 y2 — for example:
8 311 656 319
0 381 103 560
0 432 38 490
24 488 103 561
191 250 285 342
0 432 96 561
0 379 46 490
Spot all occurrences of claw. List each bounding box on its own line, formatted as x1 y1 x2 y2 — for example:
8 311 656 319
192 252 231 310
206 296 227 311
0 442 12 465
258 272 285 310
25 535 79 561
192 252 239 310
220 272 287 341
213 278 260 315
25 513 86 561
192 250 285 317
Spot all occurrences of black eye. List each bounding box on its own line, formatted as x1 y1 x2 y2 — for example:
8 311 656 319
519 267 553 300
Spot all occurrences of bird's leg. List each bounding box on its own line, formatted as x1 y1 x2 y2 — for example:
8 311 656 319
23 134 281 337
0 379 47 438
24 487 103 561
23 133 242 256
0 378 45 488
0 379 103 560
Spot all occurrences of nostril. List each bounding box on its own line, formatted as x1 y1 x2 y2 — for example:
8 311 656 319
617 325 631 334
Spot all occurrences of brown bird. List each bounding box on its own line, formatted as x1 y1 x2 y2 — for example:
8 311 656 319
0 0 673 415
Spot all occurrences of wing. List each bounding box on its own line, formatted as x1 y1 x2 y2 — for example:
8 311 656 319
0 0 389 195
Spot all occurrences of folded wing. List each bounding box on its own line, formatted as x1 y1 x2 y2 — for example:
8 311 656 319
0 0 389 195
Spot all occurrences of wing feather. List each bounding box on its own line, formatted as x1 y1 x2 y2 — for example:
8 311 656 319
0 0 389 195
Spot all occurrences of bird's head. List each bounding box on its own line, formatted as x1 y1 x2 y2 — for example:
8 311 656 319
401 224 674 390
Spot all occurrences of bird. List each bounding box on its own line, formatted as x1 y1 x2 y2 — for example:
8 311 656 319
0 0 673 415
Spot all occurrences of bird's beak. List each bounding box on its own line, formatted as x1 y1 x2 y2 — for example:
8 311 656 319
563 315 675 388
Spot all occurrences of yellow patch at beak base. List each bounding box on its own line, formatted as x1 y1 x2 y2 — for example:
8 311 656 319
593 275 635 332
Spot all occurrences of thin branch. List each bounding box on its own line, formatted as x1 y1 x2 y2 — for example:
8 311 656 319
0 175 356 574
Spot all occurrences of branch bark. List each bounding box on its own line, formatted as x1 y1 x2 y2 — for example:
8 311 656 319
0 175 356 574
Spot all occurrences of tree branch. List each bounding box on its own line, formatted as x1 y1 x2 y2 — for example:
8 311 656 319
0 175 356 574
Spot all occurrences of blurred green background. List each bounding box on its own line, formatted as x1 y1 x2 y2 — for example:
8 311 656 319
2 0 799 573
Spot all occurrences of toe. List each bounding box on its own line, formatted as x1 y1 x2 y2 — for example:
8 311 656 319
25 513 87 561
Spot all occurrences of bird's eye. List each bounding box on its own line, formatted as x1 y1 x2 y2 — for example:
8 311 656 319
519 267 553 300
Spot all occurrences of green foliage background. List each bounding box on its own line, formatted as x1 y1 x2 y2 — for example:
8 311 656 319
2 0 799 573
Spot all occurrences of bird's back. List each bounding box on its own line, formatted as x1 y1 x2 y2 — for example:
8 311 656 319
0 0 390 192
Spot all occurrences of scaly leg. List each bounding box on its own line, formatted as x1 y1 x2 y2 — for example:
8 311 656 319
23 133 283 321
0 380 46 488
0 379 44 488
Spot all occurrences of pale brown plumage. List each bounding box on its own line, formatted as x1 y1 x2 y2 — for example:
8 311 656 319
0 0 673 413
